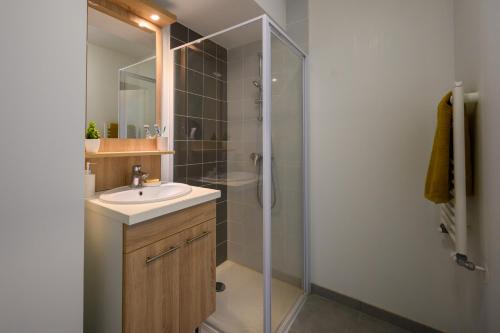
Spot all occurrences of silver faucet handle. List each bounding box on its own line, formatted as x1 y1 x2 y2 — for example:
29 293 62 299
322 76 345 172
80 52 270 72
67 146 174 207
250 152 262 166
141 173 149 180
132 165 142 173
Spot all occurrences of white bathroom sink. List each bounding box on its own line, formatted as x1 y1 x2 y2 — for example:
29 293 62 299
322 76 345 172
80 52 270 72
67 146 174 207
99 183 192 204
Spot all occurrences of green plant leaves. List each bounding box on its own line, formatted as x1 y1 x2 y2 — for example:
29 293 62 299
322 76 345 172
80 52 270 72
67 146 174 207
86 121 101 139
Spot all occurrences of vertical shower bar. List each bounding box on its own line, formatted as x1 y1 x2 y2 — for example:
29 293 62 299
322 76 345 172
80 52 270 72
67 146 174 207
262 15 272 333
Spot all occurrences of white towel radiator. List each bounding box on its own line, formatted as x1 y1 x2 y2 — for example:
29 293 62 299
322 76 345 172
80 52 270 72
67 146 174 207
439 82 484 271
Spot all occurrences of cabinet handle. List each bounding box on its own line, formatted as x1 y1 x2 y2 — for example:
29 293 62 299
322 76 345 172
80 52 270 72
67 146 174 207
146 246 180 264
185 231 210 245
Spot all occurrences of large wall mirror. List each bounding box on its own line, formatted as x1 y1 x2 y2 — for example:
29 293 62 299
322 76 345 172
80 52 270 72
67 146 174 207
86 1 169 139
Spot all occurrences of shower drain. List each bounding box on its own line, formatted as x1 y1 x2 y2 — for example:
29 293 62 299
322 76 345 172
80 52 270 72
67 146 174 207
216 282 226 292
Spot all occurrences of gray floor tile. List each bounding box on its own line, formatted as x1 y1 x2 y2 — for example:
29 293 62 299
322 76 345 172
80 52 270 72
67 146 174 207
289 295 410 333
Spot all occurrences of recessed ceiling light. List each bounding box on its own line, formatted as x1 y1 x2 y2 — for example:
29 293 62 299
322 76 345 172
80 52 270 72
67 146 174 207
272 77 278 82
150 14 160 21
139 21 148 28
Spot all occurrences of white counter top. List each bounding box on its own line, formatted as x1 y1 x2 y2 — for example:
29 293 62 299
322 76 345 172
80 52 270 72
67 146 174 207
85 185 220 225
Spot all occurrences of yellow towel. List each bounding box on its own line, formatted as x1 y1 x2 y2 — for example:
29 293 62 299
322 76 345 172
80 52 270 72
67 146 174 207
425 92 473 203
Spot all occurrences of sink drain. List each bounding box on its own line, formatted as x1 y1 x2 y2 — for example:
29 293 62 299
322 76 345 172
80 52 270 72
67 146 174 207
216 282 226 292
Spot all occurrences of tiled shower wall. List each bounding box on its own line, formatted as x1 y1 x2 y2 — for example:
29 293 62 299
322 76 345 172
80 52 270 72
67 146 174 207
170 23 228 266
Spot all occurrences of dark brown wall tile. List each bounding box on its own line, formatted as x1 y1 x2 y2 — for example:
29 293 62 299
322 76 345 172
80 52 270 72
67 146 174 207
216 242 227 266
174 141 187 166
171 23 188 42
204 76 217 99
203 97 217 119
204 54 217 78
187 93 203 118
187 141 203 164
174 116 187 140
173 29 228 265
187 47 203 72
188 29 202 42
187 164 202 186
187 117 203 140
216 222 227 245
174 165 187 183
187 70 203 95
174 90 187 116
204 39 217 57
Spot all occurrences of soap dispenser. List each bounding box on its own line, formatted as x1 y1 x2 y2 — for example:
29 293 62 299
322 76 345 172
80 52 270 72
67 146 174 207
84 162 96 198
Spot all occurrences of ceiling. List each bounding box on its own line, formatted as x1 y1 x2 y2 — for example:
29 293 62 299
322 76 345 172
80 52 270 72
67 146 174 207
153 0 265 38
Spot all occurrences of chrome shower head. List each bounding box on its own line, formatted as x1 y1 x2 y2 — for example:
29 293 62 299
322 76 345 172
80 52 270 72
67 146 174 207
252 80 261 88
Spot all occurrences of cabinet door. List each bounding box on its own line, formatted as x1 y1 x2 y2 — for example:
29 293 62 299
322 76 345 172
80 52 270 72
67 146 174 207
179 219 216 333
124 232 182 333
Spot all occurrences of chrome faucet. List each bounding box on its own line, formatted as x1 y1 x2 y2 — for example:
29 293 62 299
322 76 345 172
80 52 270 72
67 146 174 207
130 165 148 188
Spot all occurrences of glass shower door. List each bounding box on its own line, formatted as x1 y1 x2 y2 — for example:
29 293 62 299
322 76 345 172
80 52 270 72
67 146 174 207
170 16 307 333
268 28 305 332
171 18 267 333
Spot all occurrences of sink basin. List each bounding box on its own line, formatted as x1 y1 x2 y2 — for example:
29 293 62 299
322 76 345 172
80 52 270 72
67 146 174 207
99 183 192 204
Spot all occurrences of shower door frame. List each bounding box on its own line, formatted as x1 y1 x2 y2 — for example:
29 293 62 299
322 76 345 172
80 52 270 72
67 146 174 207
262 15 309 333
168 14 310 333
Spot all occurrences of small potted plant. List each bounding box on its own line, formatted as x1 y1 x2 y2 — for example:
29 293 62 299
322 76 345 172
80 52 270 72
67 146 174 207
85 121 101 153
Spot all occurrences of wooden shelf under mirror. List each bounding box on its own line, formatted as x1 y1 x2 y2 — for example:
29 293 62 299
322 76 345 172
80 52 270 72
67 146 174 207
84 139 173 191
84 139 174 158
85 150 174 158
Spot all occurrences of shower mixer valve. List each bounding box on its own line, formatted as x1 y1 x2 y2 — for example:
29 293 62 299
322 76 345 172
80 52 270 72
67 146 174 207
250 152 262 166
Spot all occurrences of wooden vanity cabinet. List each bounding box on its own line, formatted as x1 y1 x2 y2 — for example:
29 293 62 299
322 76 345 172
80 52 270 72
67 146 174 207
123 218 216 333
123 232 182 333
84 200 216 333
179 221 216 333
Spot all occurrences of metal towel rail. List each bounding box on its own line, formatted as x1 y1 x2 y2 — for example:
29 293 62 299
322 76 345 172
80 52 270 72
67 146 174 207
439 82 485 272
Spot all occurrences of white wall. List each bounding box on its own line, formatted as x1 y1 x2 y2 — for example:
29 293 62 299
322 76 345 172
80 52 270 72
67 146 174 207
454 0 500 331
285 0 308 52
0 1 86 332
309 0 461 331
253 0 286 28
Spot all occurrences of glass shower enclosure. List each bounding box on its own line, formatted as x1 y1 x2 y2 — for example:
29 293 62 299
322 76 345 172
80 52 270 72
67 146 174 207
170 15 308 333
118 56 156 138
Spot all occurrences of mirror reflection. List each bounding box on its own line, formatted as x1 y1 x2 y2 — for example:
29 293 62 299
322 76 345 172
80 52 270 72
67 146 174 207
86 8 156 138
